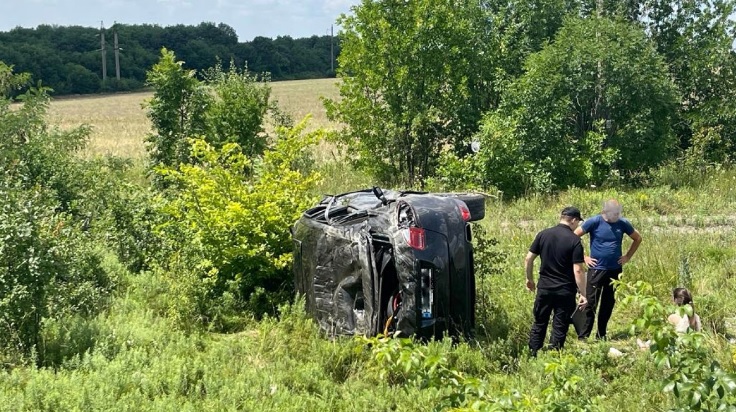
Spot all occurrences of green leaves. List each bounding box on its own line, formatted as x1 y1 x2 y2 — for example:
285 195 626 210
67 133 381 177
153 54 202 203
203 60 272 158
327 0 496 188
0 70 119 364
145 50 274 179
475 17 678 196
145 48 209 173
154 116 322 327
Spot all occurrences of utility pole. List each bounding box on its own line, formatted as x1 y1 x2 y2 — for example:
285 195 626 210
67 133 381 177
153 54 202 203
330 24 334 73
100 21 107 82
114 22 121 81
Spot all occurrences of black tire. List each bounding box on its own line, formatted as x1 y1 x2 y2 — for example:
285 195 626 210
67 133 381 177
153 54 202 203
433 193 486 222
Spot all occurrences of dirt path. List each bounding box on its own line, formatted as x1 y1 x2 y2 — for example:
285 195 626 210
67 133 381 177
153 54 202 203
501 214 736 235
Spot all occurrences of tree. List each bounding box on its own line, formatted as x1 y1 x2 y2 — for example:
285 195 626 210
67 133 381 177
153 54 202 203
475 17 679 196
638 0 736 164
146 50 277 178
325 0 496 187
144 48 209 172
204 61 273 159
0 23 342 95
64 63 100 94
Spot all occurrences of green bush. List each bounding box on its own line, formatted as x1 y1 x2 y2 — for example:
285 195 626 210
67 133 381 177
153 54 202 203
145 50 276 178
474 17 678 196
620 280 736 411
144 48 210 173
0 180 120 365
0 65 124 365
153 117 322 329
203 60 272 158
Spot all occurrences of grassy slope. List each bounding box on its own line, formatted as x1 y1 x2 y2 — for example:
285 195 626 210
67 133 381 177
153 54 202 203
11 80 735 411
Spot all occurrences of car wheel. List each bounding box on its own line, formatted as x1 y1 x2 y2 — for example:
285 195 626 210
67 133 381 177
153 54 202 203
433 193 486 222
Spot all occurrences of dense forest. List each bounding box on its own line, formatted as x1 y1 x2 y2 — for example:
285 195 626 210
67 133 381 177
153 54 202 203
0 22 340 95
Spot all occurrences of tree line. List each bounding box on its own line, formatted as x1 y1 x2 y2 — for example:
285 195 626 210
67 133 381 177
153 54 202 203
0 22 340 95
327 0 736 195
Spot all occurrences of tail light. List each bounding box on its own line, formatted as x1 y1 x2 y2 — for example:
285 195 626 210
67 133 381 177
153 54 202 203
454 199 471 222
403 227 426 250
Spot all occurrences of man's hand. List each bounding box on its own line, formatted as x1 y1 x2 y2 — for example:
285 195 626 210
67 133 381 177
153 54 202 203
577 294 588 309
584 256 598 267
526 279 536 292
618 255 631 265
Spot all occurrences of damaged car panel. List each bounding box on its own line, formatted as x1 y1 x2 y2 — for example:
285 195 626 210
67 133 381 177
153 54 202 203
292 187 484 340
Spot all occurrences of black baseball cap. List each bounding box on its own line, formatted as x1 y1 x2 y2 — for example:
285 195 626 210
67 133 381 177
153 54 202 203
561 206 583 220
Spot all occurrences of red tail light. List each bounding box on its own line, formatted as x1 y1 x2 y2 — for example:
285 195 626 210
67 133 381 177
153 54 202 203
403 227 426 250
455 200 471 222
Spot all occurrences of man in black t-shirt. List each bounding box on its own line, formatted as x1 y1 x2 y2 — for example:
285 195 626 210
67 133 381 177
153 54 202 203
524 207 588 355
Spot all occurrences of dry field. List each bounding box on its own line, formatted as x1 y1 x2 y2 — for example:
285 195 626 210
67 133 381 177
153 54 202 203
46 78 341 159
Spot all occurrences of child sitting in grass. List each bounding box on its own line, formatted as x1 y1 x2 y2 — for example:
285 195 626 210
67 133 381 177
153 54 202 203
667 287 702 333
636 287 702 351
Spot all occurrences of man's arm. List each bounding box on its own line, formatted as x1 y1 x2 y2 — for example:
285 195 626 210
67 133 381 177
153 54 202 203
524 251 538 292
619 230 642 265
574 226 598 267
573 263 587 307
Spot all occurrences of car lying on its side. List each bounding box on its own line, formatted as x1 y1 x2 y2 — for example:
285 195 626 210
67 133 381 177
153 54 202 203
291 187 485 340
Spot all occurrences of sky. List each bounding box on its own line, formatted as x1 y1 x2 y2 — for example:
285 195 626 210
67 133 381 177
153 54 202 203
0 0 360 41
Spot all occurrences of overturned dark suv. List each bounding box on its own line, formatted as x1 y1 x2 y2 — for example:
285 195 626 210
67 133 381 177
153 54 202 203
292 187 485 340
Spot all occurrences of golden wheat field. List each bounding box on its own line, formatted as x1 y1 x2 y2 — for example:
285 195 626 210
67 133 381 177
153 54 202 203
46 78 341 159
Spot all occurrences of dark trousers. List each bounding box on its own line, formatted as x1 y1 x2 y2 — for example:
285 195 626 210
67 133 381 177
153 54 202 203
529 288 576 354
578 268 622 339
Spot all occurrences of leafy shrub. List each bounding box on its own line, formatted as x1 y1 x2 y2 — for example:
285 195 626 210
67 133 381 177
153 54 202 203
144 48 209 172
358 334 603 411
0 180 120 365
0 66 123 365
203 60 272 158
474 17 678 196
424 150 484 193
153 117 322 329
145 50 276 177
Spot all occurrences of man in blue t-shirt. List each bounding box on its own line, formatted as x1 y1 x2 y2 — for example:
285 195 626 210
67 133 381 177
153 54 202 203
574 199 642 340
